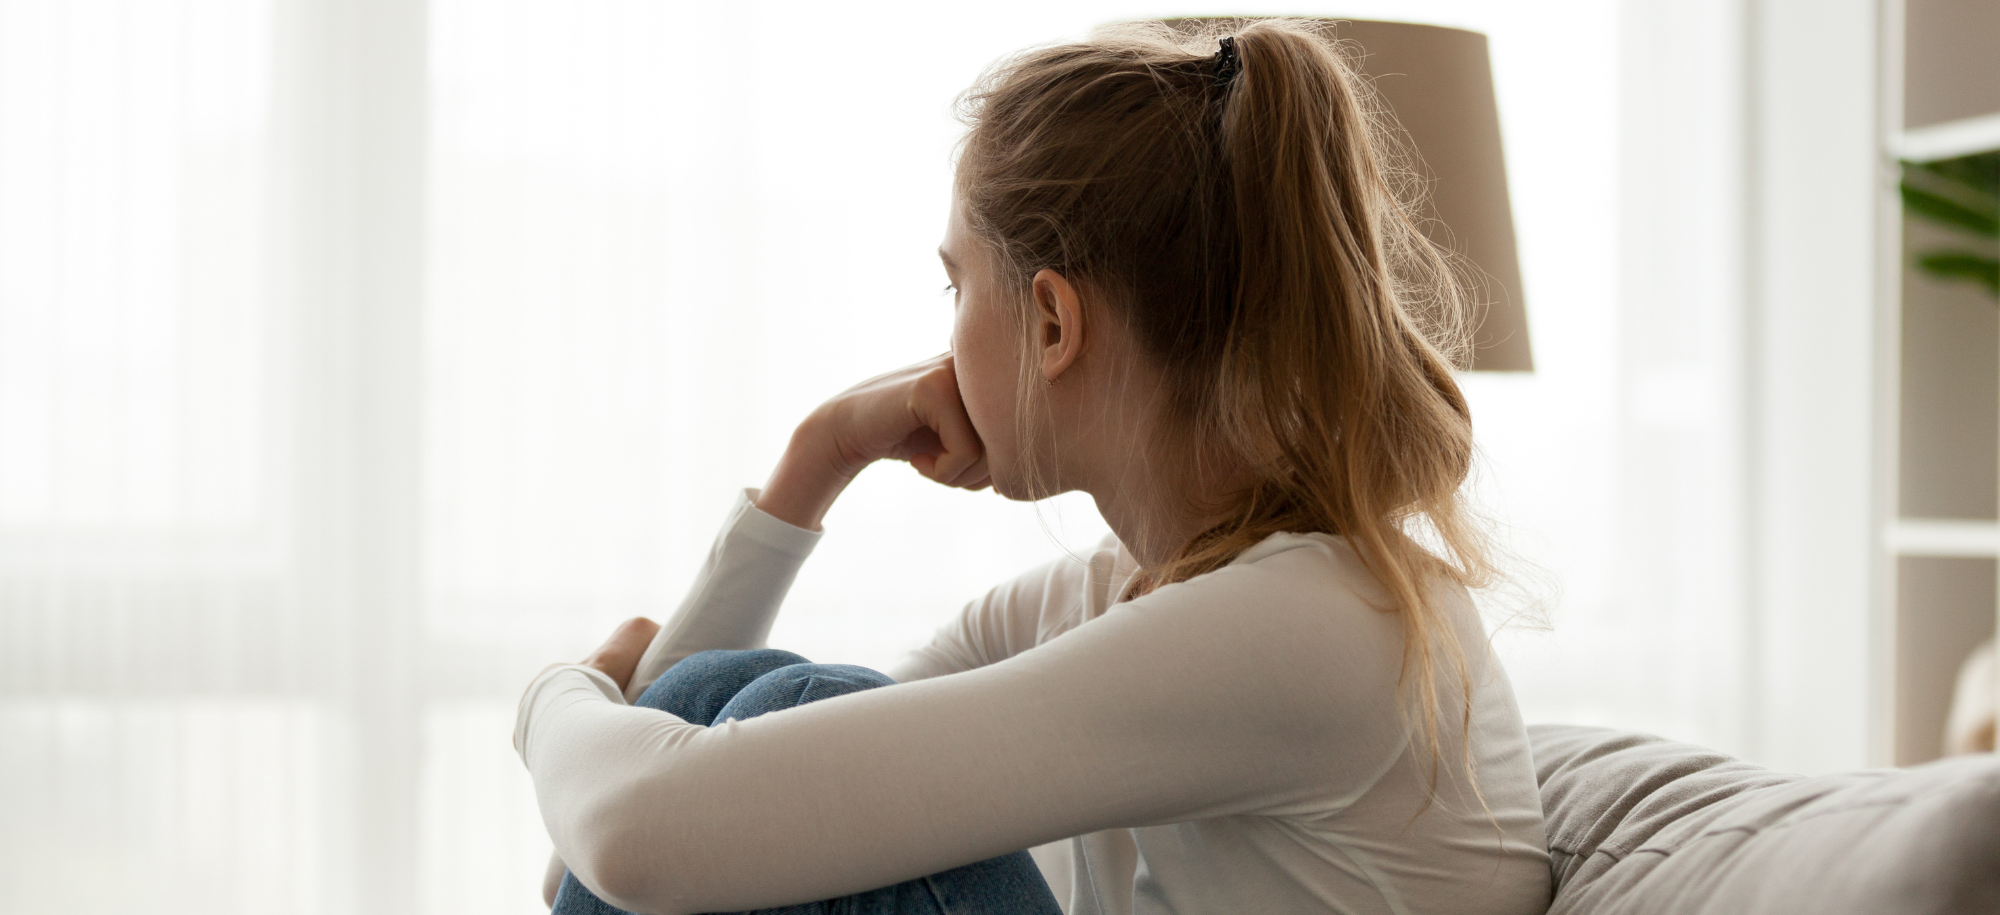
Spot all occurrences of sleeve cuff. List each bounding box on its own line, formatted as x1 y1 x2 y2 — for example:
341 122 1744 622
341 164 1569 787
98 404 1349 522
732 487 824 558
514 664 623 760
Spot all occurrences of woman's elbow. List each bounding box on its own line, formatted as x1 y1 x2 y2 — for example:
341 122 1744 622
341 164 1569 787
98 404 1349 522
580 861 662 914
566 800 686 914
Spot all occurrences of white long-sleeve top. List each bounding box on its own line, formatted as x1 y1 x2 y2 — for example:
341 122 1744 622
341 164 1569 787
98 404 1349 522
516 491 1551 915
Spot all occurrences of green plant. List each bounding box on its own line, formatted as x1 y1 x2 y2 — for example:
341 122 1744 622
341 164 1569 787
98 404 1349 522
1901 150 2000 300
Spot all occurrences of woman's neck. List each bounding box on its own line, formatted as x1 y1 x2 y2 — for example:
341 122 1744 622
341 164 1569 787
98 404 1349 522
1087 441 1253 571
1046 321 1251 570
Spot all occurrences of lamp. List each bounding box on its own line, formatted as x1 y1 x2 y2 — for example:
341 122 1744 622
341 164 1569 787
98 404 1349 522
1166 18 1532 371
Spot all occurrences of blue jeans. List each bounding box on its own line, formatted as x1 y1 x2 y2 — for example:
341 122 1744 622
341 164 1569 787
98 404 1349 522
549 649 1063 915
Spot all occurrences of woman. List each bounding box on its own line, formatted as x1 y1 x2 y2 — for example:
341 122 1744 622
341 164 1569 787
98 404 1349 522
517 19 1551 915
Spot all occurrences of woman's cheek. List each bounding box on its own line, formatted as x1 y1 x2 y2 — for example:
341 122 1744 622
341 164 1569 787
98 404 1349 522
952 305 1021 483
957 350 1012 461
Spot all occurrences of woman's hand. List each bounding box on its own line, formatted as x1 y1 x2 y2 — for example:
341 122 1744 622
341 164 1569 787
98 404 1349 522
531 616 662 696
756 354 989 530
580 616 661 692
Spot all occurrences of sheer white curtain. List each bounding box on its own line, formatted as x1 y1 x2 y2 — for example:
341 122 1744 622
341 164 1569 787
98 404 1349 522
0 2 319 912
0 1 1756 913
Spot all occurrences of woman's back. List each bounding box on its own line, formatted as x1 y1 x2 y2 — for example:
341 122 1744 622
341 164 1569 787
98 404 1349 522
895 532 1550 915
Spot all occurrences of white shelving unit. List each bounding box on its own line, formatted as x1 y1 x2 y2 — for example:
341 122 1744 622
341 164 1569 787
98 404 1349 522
1881 0 2000 765
1886 518 2000 558
1893 111 2000 164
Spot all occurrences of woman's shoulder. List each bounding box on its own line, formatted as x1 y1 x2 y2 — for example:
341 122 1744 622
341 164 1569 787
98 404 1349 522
1199 530 1399 613
1053 529 1477 661
971 530 1372 656
1103 532 1407 657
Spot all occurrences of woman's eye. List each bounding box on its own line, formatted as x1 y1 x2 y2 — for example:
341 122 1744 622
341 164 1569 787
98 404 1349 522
942 283 958 296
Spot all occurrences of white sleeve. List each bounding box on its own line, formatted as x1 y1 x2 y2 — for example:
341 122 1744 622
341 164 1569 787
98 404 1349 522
885 557 1073 683
887 534 1126 683
514 541 1411 915
622 489 823 702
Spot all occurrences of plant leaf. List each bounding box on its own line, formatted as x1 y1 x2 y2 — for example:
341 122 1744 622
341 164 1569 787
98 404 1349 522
1916 251 2000 299
1916 152 2000 199
1902 183 2000 237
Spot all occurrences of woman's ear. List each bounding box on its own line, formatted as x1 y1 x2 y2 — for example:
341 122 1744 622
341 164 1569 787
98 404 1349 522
1031 268 1085 383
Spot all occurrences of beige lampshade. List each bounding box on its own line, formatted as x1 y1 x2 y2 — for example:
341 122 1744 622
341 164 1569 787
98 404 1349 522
1165 18 1533 371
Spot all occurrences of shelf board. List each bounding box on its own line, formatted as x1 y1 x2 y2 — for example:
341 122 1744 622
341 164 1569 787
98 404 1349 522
1893 112 2000 163
1888 518 2000 557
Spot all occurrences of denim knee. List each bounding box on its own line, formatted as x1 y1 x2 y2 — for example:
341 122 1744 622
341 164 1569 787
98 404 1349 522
679 647 814 680
712 662 896 723
635 648 815 724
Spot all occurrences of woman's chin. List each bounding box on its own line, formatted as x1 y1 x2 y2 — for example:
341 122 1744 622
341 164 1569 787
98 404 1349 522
990 473 1067 504
990 479 1036 502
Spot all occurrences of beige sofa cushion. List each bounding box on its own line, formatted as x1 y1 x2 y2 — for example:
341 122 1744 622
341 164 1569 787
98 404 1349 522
1528 724 2000 915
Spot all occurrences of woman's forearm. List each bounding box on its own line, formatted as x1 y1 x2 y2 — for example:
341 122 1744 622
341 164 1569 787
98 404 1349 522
754 409 858 532
622 491 823 700
755 354 990 532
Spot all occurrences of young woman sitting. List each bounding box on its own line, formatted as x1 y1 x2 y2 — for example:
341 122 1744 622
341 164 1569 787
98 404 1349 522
515 19 1553 915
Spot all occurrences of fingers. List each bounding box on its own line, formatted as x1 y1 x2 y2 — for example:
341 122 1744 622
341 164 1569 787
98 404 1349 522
910 448 987 488
946 454 991 489
909 362 988 488
581 616 661 692
819 352 992 493
603 615 661 651
521 616 661 730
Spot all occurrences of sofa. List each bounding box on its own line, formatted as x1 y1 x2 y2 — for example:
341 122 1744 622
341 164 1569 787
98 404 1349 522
1528 725 2000 914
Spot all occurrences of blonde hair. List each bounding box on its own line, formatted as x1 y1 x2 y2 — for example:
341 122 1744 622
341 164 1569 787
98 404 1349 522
955 19 1496 800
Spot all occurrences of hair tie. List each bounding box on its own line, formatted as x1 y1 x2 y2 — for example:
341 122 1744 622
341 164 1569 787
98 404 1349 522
1212 36 1241 88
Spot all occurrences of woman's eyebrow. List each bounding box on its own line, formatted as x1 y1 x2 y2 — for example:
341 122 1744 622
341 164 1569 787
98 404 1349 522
937 248 958 271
